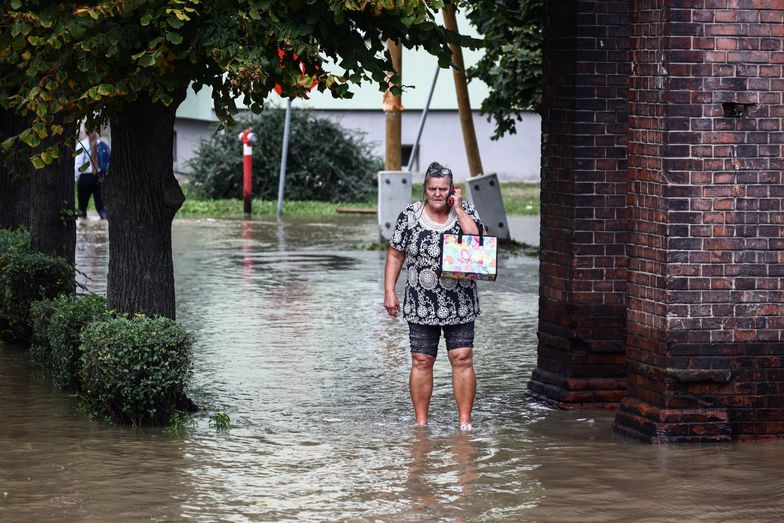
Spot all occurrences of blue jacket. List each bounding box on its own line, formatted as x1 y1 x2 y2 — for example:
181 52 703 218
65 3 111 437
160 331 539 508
96 141 111 176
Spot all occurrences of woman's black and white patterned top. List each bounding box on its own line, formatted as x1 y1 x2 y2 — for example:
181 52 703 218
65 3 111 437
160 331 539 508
390 201 483 326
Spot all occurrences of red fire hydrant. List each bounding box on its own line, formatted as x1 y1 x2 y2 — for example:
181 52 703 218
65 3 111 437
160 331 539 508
239 128 257 215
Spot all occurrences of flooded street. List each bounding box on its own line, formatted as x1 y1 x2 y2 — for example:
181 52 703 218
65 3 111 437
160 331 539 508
2 215 784 522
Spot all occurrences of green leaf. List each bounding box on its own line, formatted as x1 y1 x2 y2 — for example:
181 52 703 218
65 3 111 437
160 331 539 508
19 129 40 148
47 35 62 50
157 91 173 106
137 54 157 67
31 156 46 169
32 122 48 139
167 16 184 29
97 85 116 96
10 0 21 9
167 32 183 45
141 14 152 26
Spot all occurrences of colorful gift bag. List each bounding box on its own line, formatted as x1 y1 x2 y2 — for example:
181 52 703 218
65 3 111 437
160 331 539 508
440 232 498 281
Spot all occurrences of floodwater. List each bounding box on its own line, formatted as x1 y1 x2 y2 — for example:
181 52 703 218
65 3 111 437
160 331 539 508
2 215 784 522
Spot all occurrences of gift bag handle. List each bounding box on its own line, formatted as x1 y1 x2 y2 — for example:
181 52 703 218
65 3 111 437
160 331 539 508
457 228 484 247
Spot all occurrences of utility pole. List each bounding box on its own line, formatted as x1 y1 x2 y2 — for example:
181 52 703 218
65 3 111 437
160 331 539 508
384 39 403 171
443 5 484 177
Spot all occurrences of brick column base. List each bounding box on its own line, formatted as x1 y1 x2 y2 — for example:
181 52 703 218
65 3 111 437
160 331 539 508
528 368 626 409
614 397 731 443
527 330 627 409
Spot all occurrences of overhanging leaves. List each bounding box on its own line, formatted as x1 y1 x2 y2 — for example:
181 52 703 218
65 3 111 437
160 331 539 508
1 0 469 167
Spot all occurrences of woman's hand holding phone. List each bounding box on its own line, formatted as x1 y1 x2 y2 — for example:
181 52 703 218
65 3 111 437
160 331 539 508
448 186 462 209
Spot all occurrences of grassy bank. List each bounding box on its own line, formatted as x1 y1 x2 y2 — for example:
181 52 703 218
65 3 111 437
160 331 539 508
176 182 540 219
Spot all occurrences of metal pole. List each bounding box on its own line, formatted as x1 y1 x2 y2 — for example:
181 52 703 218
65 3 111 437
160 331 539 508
407 65 440 172
276 98 293 219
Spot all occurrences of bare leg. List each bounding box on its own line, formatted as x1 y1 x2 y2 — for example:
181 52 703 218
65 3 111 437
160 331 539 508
410 353 435 425
448 348 476 427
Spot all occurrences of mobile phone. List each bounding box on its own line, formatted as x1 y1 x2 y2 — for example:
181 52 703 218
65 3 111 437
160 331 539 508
447 185 454 208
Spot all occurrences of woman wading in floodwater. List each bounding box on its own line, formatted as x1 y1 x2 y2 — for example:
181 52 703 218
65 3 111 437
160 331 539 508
384 162 483 430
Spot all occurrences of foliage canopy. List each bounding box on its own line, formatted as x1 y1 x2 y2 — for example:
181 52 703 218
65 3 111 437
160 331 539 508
464 0 543 139
1 0 472 165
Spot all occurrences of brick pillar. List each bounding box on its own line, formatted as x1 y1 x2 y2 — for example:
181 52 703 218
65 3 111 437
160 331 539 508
614 2 784 442
529 1 630 408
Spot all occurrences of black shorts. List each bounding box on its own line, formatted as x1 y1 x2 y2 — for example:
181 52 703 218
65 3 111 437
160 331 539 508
408 321 475 358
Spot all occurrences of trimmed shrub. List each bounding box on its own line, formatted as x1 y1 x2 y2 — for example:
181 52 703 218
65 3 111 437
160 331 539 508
31 295 110 390
0 228 30 255
0 249 73 342
187 109 382 202
80 315 193 426
30 298 59 369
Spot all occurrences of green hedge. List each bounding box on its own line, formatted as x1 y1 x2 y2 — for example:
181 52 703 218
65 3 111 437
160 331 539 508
80 315 193 426
1 228 196 429
30 298 59 368
187 109 382 202
0 248 73 342
0 228 30 255
31 295 110 391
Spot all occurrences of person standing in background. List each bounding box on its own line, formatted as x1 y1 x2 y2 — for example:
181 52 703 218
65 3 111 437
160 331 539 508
75 131 110 219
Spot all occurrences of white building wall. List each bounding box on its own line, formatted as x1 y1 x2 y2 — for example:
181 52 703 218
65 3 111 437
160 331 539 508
174 109 541 183
173 117 215 176
318 110 541 182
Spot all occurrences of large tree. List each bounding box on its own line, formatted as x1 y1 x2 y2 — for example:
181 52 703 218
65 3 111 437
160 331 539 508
4 1 468 319
463 0 543 139
0 108 31 231
1 7 76 264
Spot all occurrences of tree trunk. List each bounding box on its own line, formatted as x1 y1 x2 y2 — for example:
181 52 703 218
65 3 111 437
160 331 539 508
443 5 484 177
0 109 32 230
384 39 403 171
29 119 77 265
105 90 187 319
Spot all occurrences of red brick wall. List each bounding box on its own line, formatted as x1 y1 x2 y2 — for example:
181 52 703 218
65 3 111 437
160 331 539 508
616 1 784 441
621 0 672 421
530 0 630 407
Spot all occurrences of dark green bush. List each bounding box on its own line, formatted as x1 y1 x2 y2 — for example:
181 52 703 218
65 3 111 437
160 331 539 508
31 295 110 390
187 109 382 202
80 315 193 426
30 298 59 369
0 228 30 255
0 249 73 342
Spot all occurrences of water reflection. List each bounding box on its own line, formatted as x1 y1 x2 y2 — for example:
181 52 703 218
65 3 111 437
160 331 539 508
0 345 192 523
74 218 109 295
2 215 784 521
405 428 479 518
